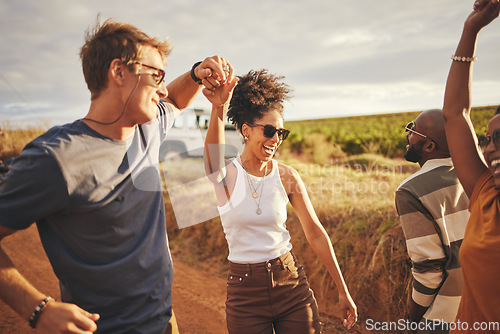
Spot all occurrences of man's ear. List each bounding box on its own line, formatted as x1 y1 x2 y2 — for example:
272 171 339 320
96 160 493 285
424 140 436 153
109 59 125 86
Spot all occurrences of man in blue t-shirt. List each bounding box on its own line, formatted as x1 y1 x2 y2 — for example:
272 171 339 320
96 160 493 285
0 18 234 333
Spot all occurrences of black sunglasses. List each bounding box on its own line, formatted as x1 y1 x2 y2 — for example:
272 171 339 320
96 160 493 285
247 123 290 141
405 121 438 148
478 129 500 152
134 62 165 87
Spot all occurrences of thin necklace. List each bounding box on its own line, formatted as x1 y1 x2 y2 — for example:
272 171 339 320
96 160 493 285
241 161 268 215
83 73 141 125
247 170 263 199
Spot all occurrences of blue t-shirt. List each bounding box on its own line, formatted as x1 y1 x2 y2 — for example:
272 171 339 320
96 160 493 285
0 101 175 333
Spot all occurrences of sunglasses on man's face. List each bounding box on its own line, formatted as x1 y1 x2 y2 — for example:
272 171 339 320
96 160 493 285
405 120 438 148
405 121 428 138
134 62 165 87
247 123 290 141
478 129 500 152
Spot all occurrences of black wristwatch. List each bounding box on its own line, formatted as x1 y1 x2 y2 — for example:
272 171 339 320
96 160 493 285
190 61 203 84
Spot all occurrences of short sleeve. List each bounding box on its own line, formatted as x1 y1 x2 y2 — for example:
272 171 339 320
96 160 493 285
0 144 70 230
157 100 175 142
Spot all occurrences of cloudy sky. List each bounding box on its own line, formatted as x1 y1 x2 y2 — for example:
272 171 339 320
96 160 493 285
1 0 500 127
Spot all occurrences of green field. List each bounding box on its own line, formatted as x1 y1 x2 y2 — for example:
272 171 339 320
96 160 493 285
281 105 497 160
1 105 496 161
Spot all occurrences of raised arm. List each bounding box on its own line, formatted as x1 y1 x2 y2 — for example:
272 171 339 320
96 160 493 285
165 56 231 118
203 62 238 184
284 165 357 329
442 0 500 196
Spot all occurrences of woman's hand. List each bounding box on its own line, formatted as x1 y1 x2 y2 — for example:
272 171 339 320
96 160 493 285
339 291 358 330
194 56 231 91
202 62 239 107
466 0 500 33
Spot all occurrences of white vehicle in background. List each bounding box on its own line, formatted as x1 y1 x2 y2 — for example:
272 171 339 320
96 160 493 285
160 108 244 161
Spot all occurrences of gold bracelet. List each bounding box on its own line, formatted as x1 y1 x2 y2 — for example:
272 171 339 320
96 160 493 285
451 55 477 62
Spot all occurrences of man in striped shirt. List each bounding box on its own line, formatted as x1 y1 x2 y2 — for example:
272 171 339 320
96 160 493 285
396 109 469 333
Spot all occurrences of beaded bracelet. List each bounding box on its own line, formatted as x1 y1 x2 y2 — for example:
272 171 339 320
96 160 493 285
28 296 53 328
451 55 477 62
190 61 203 84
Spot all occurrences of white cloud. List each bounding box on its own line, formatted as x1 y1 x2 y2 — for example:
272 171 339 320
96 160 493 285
321 29 392 47
0 0 499 127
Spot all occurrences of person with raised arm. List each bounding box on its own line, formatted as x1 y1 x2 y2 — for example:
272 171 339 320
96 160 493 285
0 17 231 333
442 0 500 332
203 68 357 333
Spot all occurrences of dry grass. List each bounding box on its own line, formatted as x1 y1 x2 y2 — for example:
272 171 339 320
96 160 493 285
163 155 418 332
281 155 416 325
0 121 47 160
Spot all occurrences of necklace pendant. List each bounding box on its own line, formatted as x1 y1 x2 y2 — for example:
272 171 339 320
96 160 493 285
256 208 262 215
252 192 259 198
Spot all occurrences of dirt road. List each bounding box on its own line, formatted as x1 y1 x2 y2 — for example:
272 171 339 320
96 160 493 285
0 225 355 334
0 225 227 333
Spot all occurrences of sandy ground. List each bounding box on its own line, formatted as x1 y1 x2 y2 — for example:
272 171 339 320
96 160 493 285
0 225 357 334
0 225 227 334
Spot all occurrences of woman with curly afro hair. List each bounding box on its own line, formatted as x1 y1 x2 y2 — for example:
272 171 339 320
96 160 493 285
203 67 357 333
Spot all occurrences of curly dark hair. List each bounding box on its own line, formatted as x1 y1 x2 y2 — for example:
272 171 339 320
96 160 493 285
228 69 292 133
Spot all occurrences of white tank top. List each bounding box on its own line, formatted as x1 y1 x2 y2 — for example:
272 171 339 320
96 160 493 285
217 159 292 263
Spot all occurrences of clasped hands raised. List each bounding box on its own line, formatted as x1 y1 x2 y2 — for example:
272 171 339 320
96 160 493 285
194 56 239 107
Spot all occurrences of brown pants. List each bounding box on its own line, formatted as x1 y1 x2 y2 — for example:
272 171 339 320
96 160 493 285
226 251 321 334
